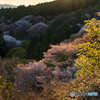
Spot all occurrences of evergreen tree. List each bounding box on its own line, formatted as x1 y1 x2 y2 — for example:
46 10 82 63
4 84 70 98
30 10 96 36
32 42 42 60
0 35 6 57
40 33 50 55
26 35 39 59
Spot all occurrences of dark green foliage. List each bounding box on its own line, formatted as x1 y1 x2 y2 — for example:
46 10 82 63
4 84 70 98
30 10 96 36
70 34 75 40
21 40 30 50
57 54 68 62
26 14 83 61
48 14 69 32
46 14 80 43
46 15 53 21
40 33 50 53
5 0 99 61
49 34 58 45
26 33 50 60
70 14 85 34
6 47 26 59
55 17 74 42
0 35 6 57
39 33 44 43
31 42 42 60
74 12 85 24
0 76 5 85
43 62 55 67
0 0 99 22
19 59 34 64
26 35 40 59
70 24 80 35
47 14 71 43
57 57 64 62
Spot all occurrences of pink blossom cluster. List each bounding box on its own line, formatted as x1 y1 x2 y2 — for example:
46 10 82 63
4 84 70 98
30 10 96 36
27 22 47 38
14 60 54 91
13 33 91 91
43 43 78 65
14 60 77 91
43 33 91 68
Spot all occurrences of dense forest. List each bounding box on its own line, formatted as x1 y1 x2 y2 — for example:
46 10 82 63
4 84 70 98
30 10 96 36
0 0 100 61
0 0 99 22
0 0 100 99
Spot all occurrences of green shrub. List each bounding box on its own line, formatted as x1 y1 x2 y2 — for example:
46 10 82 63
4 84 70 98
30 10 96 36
70 33 75 40
46 14 81 43
58 57 64 62
21 40 30 50
74 12 100 78
57 54 68 62
48 14 74 40
26 13 84 61
26 35 39 59
32 42 42 60
40 33 50 56
6 47 26 59
43 62 55 67
19 59 34 64
70 24 80 35
74 13 85 24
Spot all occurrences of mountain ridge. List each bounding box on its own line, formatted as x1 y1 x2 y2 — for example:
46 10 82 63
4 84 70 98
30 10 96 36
0 4 17 9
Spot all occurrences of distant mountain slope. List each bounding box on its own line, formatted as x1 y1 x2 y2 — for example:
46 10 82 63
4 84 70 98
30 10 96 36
0 4 17 8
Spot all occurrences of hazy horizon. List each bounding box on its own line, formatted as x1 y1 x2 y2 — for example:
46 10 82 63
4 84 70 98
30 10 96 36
0 0 54 6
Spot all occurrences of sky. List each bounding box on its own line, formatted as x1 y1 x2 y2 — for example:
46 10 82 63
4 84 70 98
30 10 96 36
0 0 54 6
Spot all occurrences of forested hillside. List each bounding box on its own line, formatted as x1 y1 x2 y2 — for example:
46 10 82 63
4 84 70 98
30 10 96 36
0 0 99 22
0 0 100 99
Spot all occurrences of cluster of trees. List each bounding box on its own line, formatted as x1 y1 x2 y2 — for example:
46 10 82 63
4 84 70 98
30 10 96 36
26 14 84 60
3 12 84 61
0 13 100 100
0 35 6 57
3 11 89 61
0 0 100 61
75 13 100 77
0 0 99 22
